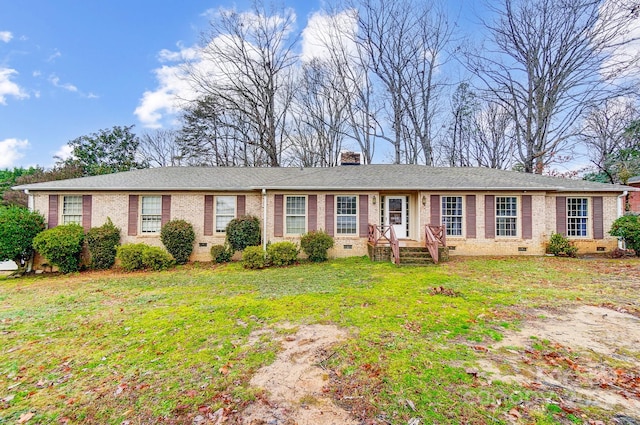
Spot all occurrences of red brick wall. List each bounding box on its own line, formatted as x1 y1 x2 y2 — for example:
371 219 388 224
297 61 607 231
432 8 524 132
629 182 640 213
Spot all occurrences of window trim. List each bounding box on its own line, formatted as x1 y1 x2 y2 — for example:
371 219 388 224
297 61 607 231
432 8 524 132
215 195 236 233
335 195 358 235
566 197 589 238
140 195 162 234
495 196 518 238
285 195 307 235
441 195 463 237
61 195 83 225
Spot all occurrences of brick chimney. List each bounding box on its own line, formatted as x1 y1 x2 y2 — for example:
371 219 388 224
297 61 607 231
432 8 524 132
340 151 361 166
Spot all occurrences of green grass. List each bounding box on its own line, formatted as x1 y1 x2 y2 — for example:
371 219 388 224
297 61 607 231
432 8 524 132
1 256 638 424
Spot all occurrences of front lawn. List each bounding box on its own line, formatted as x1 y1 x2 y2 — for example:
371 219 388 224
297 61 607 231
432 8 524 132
1 256 638 424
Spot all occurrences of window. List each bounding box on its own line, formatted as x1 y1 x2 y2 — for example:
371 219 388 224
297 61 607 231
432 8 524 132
567 198 588 237
215 196 236 233
441 196 462 236
141 196 162 233
496 196 517 237
336 196 357 234
285 196 306 234
62 195 82 225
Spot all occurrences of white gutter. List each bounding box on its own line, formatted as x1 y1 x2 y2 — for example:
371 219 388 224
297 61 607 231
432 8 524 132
617 190 628 217
617 190 628 249
262 188 268 252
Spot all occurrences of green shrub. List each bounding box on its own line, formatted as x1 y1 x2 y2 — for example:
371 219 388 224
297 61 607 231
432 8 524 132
116 243 146 271
242 245 266 269
267 241 299 266
610 214 640 256
33 224 85 273
0 206 45 269
141 246 175 271
547 232 578 257
117 243 175 271
160 219 195 264
300 230 334 262
210 244 232 263
226 215 261 251
86 218 121 270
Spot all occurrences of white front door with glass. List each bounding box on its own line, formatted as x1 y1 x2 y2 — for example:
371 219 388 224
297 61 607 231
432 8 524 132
385 196 407 238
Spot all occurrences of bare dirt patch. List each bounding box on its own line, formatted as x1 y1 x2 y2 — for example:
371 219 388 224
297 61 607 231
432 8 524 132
240 324 358 425
479 305 640 419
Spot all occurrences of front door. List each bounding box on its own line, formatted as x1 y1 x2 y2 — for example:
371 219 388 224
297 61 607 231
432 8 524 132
386 196 407 238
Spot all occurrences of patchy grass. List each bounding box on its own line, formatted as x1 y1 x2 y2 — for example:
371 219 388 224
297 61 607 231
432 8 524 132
1 256 639 424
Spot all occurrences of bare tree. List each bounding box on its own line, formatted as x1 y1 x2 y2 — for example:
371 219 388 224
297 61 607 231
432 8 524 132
139 129 183 167
177 96 268 166
310 8 380 164
184 2 298 167
472 99 516 169
580 97 639 182
289 59 348 167
467 0 640 173
354 0 453 164
443 82 479 166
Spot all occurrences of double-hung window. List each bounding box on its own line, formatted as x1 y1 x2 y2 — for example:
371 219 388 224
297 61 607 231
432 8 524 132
336 196 357 235
285 196 306 234
567 198 588 237
62 195 82 225
141 196 162 233
496 196 517 237
215 196 236 233
441 196 463 236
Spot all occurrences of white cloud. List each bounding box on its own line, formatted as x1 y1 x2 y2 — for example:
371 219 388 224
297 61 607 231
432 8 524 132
0 138 29 167
54 143 73 161
135 7 299 128
48 74 78 92
47 48 61 62
301 9 358 63
0 68 29 104
0 31 12 43
135 63 196 128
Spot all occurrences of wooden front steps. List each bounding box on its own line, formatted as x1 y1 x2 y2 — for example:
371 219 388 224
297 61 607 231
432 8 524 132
368 244 449 265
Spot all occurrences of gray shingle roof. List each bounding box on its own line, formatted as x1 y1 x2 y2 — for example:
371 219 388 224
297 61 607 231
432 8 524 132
13 165 635 193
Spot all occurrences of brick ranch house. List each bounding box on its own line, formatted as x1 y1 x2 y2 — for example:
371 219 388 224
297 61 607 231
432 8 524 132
14 164 635 264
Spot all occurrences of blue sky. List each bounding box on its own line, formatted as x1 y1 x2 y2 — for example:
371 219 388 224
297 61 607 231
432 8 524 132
0 1 478 169
0 1 318 168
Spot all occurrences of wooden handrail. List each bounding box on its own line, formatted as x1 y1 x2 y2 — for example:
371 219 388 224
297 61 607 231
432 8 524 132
425 225 446 264
368 224 400 265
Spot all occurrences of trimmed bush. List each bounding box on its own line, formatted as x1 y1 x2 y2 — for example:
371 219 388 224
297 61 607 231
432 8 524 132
610 214 640 256
0 206 45 269
210 244 232 264
141 246 175 271
86 218 121 270
33 224 85 273
242 245 266 269
547 232 578 257
300 230 334 262
267 241 299 266
116 243 174 271
226 215 261 252
160 219 195 264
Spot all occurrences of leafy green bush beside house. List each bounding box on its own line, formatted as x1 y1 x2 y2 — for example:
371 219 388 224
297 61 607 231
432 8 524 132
0 206 45 272
86 218 121 270
226 216 261 252
300 230 334 262
160 219 195 265
32 224 85 273
116 243 174 271
609 214 640 255
266 241 299 266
